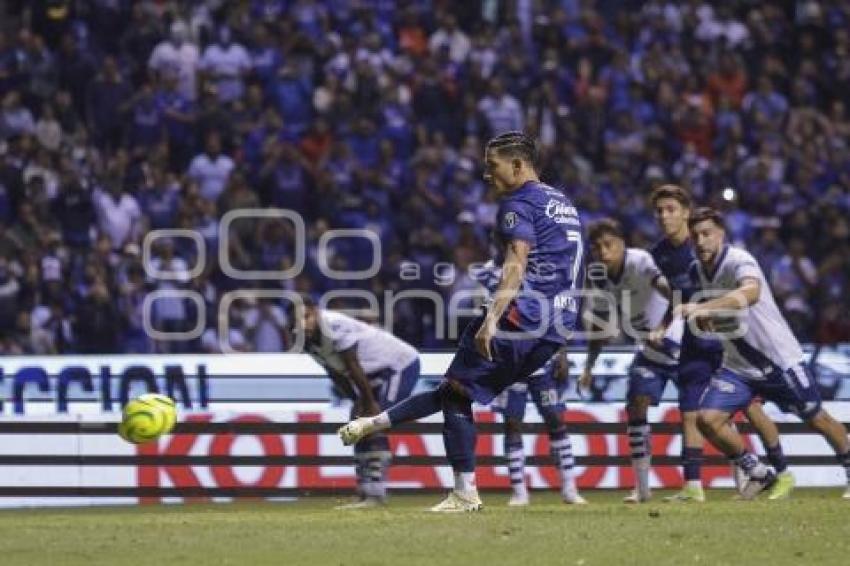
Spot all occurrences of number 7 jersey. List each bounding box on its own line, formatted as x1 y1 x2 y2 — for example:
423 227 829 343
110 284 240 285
494 180 584 344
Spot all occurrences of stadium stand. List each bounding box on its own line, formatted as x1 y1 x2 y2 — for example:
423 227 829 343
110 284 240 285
0 0 847 355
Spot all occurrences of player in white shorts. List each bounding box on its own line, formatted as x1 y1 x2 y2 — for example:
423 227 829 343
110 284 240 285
290 295 421 508
678 208 850 499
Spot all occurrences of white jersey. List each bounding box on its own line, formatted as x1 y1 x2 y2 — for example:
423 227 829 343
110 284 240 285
692 245 803 380
305 310 418 379
588 248 682 366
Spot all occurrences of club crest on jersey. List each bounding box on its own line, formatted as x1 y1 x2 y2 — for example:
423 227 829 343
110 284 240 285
503 211 518 229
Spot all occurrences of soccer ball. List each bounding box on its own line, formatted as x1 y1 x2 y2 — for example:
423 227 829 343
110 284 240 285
118 393 178 444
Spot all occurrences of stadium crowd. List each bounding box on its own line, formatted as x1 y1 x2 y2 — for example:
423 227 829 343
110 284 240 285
0 0 848 354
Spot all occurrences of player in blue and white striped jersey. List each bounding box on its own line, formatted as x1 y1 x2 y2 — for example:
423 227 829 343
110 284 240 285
649 185 788 502
579 218 684 503
681 208 850 500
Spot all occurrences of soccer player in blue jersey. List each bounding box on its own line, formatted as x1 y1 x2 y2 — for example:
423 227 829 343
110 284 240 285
679 208 850 499
649 186 792 501
473 261 586 506
338 132 584 512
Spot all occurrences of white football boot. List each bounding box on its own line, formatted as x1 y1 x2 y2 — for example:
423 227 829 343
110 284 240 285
430 491 483 513
338 417 377 446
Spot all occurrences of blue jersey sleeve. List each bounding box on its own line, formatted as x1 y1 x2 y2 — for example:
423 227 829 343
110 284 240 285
497 200 536 246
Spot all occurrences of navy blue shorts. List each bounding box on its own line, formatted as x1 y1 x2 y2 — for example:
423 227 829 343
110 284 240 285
626 353 679 406
491 357 567 419
445 316 561 405
700 365 822 420
368 358 421 410
676 347 723 412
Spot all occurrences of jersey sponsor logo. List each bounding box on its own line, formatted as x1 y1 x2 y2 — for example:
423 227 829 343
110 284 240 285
503 211 518 229
544 200 579 224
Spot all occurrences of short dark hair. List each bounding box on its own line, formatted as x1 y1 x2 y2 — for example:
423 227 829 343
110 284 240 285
587 218 624 243
486 131 538 168
688 207 725 231
650 184 692 209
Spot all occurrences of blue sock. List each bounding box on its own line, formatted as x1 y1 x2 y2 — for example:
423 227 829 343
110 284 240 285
387 389 442 425
735 450 768 479
442 394 476 473
766 444 788 473
836 450 850 482
682 447 703 481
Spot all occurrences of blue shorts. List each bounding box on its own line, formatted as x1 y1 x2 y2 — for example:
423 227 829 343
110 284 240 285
491 357 567 420
368 358 421 409
674 346 722 412
445 316 561 405
626 353 679 406
700 365 822 420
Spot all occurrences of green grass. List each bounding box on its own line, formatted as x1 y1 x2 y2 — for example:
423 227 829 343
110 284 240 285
0 490 848 565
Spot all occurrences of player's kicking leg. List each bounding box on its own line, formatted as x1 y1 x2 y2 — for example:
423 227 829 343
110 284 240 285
339 380 483 512
341 318 560 512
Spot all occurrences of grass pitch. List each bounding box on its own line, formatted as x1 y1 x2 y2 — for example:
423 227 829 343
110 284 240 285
0 490 848 565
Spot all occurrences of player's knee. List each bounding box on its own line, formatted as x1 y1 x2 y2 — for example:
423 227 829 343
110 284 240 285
697 410 725 434
626 396 650 420
439 380 472 414
806 408 833 430
681 410 699 426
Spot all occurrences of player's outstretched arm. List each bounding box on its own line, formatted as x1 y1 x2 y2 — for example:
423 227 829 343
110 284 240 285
474 239 530 360
340 347 381 415
675 277 760 320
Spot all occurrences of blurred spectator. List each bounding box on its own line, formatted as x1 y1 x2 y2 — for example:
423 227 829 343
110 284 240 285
92 175 140 251
477 78 524 135
148 20 199 101
188 131 233 202
199 26 251 104
73 279 121 353
771 237 818 340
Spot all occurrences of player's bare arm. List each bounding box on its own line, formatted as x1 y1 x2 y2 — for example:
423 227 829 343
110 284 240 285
674 277 760 320
340 347 381 415
474 238 530 360
647 275 674 346
327 367 358 400
580 311 608 389
553 347 570 382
